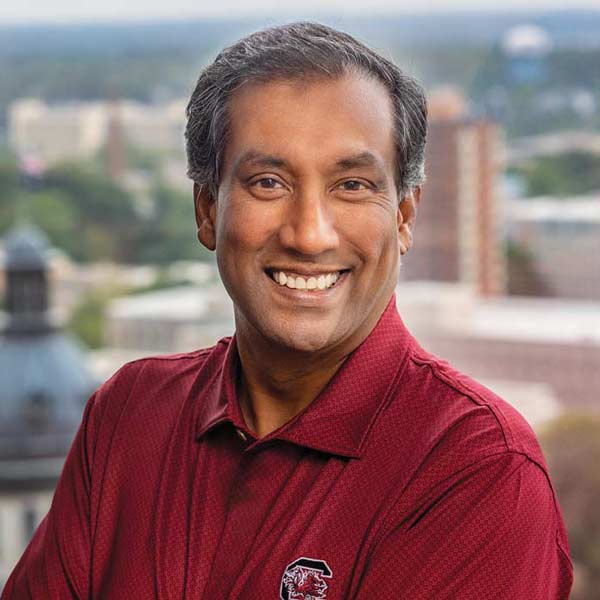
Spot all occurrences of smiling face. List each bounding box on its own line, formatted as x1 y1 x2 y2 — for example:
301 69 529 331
195 72 418 356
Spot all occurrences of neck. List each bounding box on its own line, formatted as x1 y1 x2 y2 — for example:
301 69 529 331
235 330 349 438
234 293 395 438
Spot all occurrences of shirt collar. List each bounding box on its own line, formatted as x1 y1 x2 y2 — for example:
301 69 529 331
195 295 416 459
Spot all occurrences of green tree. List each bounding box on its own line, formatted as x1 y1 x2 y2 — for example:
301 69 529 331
1 155 211 264
68 293 108 349
133 182 211 264
505 240 553 297
515 151 600 197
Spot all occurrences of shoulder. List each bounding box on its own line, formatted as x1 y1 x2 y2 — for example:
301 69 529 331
395 343 548 466
101 337 229 391
377 345 571 562
371 341 554 507
88 338 231 429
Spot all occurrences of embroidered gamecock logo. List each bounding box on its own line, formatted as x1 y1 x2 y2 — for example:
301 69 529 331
280 557 333 600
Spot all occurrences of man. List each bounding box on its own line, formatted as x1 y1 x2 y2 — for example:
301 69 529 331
4 22 572 599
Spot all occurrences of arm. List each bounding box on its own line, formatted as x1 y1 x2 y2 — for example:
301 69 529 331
1 392 102 599
354 453 573 599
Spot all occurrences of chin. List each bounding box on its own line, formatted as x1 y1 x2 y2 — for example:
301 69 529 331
256 317 341 355
278 335 334 354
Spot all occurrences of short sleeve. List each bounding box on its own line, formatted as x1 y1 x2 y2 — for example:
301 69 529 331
354 453 573 599
1 391 102 599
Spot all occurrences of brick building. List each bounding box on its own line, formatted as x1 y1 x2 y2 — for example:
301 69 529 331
402 90 506 297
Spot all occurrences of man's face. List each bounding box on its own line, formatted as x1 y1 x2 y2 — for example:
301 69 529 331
196 73 416 355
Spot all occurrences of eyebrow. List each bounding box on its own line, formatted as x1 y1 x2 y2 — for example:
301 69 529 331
234 150 288 171
233 149 386 175
334 151 386 172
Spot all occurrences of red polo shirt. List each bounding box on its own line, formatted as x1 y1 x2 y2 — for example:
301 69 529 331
3 298 572 599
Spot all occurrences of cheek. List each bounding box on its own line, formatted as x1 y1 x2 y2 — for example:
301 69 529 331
340 207 399 261
214 200 268 304
214 194 280 270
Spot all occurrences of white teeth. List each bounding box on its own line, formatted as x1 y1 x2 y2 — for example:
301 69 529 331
272 270 342 291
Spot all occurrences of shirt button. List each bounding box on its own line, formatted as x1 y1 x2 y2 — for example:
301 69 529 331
236 429 247 442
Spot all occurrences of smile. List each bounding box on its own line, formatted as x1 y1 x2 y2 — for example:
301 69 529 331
266 269 346 291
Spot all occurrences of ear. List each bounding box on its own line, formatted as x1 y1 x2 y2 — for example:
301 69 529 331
194 182 217 251
397 186 421 255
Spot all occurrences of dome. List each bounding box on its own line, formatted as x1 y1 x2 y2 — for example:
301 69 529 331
0 332 97 457
0 223 98 488
4 224 50 270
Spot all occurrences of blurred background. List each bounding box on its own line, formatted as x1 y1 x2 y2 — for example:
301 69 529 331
1 0 599 596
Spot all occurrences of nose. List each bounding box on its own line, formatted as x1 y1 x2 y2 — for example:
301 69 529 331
278 190 339 255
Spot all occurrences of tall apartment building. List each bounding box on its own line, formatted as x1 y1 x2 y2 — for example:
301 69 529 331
402 89 506 297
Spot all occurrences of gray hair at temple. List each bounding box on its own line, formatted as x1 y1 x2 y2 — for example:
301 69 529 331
185 21 428 199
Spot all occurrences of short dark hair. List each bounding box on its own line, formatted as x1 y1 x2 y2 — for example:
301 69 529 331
185 21 427 198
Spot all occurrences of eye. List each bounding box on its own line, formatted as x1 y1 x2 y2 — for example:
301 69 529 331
252 177 284 189
337 179 371 192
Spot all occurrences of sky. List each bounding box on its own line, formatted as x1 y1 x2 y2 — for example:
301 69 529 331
2 0 600 24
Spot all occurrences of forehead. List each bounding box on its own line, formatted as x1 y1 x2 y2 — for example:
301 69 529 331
222 73 396 173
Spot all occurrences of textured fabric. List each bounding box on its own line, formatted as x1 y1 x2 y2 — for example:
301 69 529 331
3 297 573 599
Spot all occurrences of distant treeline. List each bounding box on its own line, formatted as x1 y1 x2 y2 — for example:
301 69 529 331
1 15 600 136
511 151 600 197
0 151 210 264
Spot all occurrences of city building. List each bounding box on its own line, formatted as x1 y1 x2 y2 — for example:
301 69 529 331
8 99 107 165
104 280 234 353
0 225 96 589
397 282 600 419
401 89 507 297
8 98 187 166
506 131 600 165
506 197 600 300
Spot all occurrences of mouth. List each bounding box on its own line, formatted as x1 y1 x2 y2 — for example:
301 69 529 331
265 268 349 292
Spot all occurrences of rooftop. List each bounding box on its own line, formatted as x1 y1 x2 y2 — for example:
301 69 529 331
472 296 600 345
107 282 233 322
396 282 600 346
507 197 600 223
4 224 50 270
